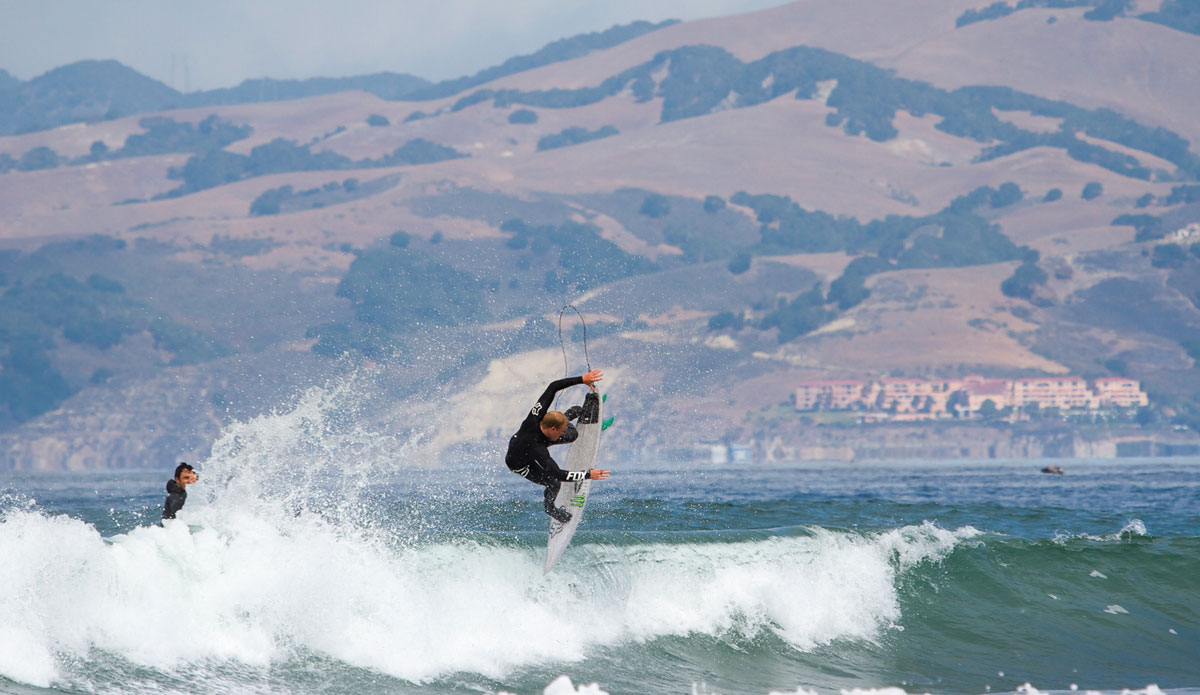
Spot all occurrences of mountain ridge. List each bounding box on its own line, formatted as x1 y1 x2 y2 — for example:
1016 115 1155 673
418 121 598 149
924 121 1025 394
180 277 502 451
2 0 1199 470
0 19 678 136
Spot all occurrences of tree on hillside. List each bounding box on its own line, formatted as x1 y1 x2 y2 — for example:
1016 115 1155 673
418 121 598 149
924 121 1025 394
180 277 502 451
1085 0 1132 21
708 311 745 331
1001 259 1049 300
1112 214 1165 242
336 245 483 333
19 146 60 171
704 195 726 214
536 125 618 151
639 193 671 219
1139 0 1200 36
88 140 110 160
249 185 293 216
990 182 1023 208
508 108 538 124
727 251 751 275
761 283 832 342
1082 181 1104 200
0 344 73 422
1151 243 1188 269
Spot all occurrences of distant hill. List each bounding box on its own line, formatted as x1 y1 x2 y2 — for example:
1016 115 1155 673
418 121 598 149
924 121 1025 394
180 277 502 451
0 19 677 135
955 0 1200 34
405 19 678 100
180 73 431 108
2 1 1199 470
0 60 179 135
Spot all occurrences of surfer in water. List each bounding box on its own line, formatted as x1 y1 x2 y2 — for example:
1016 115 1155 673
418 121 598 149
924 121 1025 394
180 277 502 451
162 462 198 520
506 369 610 522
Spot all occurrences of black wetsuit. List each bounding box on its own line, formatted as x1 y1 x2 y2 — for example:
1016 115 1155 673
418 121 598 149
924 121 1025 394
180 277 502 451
162 479 187 520
505 376 587 518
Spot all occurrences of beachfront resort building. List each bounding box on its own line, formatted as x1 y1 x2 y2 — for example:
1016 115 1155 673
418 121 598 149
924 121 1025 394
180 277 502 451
794 375 1147 420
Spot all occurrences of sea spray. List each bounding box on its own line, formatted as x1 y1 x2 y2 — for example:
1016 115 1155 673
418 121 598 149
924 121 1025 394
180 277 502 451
0 505 981 688
5 398 1199 695
0 377 995 689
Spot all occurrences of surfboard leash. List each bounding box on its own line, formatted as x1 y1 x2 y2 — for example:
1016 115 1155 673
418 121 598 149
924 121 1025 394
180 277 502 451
557 304 591 375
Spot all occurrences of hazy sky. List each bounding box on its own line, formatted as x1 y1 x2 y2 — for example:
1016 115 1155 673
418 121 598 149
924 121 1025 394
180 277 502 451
0 1 791 92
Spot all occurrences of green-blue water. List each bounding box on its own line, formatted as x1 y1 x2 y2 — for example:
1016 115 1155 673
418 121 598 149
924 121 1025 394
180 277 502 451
2 456 1197 695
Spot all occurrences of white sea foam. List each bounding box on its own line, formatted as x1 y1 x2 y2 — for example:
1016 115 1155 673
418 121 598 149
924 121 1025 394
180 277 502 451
1052 519 1150 544
0 502 979 689
0 383 979 691
757 684 1182 695
541 675 609 695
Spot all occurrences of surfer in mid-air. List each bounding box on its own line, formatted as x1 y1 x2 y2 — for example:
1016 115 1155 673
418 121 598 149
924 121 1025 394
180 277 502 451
506 369 610 522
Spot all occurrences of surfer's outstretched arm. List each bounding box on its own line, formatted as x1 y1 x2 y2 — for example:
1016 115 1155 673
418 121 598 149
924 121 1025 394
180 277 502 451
533 370 601 417
533 377 582 417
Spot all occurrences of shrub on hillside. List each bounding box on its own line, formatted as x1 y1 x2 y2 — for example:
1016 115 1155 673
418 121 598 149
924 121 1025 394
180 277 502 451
1140 0 1200 36
1151 243 1188 269
639 193 671 219
1112 214 1165 242
536 125 618 151
727 251 751 275
708 311 745 331
508 108 538 124
250 185 293 216
19 146 60 171
1001 260 1049 300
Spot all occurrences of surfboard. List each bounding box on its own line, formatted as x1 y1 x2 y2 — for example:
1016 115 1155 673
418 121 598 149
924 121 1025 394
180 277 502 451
544 390 602 574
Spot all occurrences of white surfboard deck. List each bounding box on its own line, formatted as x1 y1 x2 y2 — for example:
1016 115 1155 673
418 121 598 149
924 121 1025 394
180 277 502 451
544 390 602 574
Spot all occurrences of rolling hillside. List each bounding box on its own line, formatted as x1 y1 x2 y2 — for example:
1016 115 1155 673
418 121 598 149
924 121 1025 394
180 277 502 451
2 0 1199 470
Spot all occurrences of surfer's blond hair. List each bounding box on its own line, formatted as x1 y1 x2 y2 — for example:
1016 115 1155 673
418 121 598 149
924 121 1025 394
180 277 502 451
542 411 567 429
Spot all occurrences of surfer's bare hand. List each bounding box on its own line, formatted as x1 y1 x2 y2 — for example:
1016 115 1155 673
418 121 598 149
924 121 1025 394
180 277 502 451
588 469 610 480
581 369 604 389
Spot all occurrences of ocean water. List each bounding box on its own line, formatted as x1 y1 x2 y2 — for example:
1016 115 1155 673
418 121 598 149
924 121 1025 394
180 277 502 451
1 388 1198 695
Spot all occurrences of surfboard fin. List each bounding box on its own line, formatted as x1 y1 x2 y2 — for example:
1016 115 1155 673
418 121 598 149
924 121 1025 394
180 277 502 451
602 416 615 431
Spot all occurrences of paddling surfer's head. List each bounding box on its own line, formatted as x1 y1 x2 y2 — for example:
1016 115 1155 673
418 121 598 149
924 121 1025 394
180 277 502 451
174 462 198 488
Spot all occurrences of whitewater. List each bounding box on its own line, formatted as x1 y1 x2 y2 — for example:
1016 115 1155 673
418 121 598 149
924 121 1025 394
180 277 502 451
2 385 1199 695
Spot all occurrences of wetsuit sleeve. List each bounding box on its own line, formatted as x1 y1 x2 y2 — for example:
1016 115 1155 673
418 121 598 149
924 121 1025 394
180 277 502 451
162 491 186 519
530 376 584 423
533 448 588 482
549 423 579 447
